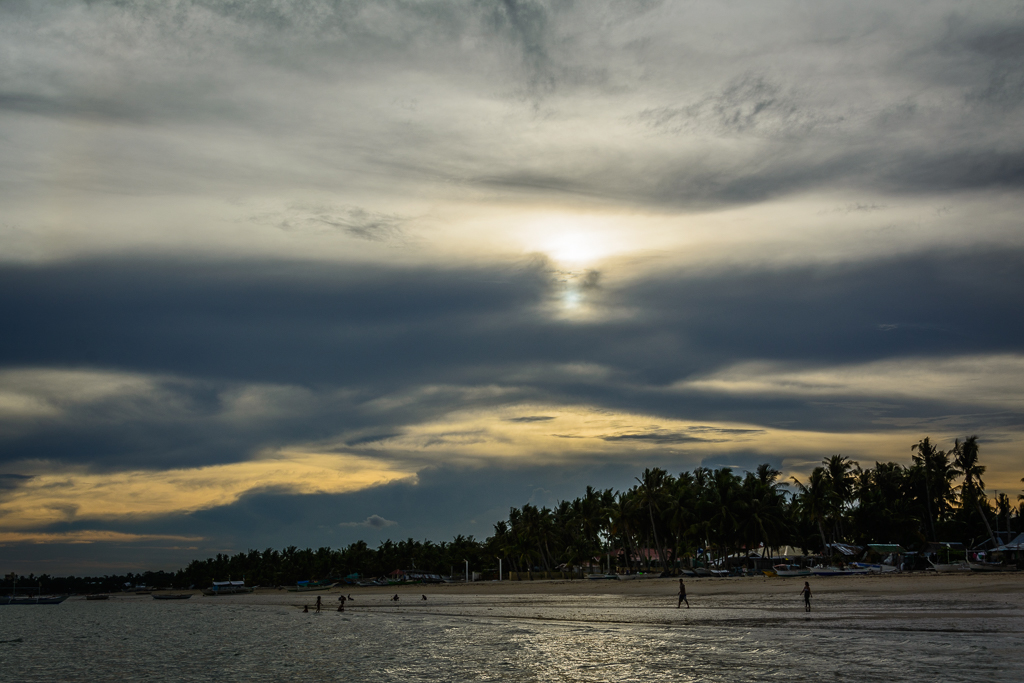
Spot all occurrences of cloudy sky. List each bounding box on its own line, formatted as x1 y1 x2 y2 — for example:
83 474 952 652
2 0 1023 574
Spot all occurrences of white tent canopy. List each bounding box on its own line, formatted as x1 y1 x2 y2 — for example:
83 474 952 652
995 533 1024 551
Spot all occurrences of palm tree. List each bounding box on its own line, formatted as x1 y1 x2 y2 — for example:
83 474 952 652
739 465 789 560
791 468 833 551
635 468 671 573
951 435 998 547
911 438 942 541
823 455 856 541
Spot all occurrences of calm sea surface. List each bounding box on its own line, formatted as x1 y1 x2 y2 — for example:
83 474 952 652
1 590 1021 682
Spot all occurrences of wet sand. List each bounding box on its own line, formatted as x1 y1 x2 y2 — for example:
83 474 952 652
158 572 1024 633
37 573 1024 681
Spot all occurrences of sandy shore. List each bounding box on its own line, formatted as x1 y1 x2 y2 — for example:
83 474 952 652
80 573 1024 634
332 570 1024 597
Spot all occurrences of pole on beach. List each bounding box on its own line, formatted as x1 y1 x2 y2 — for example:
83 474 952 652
498 558 502 581
465 559 469 583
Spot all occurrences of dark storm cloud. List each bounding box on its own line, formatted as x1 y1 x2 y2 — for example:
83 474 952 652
1 248 1023 474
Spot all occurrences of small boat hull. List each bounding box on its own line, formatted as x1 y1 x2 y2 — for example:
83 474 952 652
930 561 970 573
286 582 337 592
772 564 811 577
810 566 870 576
1 595 69 605
153 594 192 600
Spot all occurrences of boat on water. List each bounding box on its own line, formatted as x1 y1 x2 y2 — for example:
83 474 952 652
2 595 69 605
286 580 337 592
201 580 254 596
810 565 871 576
772 564 811 577
152 593 192 600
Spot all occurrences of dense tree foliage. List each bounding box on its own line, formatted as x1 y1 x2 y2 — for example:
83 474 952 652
174 435 1019 585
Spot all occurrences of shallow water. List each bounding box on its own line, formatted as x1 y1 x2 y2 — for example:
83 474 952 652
1 592 1021 682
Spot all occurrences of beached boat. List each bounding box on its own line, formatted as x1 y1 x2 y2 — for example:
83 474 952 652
286 580 337 592
810 565 870 576
152 593 192 600
850 562 898 574
966 561 1014 573
772 564 811 577
85 594 110 600
929 560 970 572
692 567 712 577
1 595 69 605
201 580 254 596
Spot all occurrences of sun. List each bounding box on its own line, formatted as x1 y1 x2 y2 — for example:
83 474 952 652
543 231 608 266
524 213 622 267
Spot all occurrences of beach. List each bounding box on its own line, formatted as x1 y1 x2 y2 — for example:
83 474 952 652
3 572 1022 682
230 571 1024 630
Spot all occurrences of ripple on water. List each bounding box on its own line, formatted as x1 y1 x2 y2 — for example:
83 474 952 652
0 596 1021 682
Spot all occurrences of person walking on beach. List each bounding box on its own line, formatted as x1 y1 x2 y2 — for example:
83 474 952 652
677 579 689 608
337 594 346 612
801 582 811 612
315 595 322 613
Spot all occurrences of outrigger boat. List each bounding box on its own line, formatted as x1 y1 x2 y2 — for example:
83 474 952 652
286 580 337 592
929 560 970 572
771 564 811 577
810 565 870 576
152 593 192 600
2 576 68 605
2 595 69 605
201 580 253 596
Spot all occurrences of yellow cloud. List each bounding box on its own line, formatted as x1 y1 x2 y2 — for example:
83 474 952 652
0 530 203 546
0 451 417 531
674 354 1024 409
344 403 1024 490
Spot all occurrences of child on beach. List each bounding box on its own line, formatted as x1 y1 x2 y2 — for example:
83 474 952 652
801 582 811 612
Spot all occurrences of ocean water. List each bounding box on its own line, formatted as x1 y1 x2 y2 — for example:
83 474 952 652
1 589 1022 682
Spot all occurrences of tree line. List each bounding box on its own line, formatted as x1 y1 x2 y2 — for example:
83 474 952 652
14 435 1023 592
173 434 1021 586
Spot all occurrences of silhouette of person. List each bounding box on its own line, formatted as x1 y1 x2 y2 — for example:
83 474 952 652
315 595 322 613
421 595 427 601
677 579 689 608
337 594 346 612
801 582 812 612
303 604 309 613
392 594 399 602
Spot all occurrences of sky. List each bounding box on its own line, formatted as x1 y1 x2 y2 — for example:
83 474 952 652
1 0 1023 575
